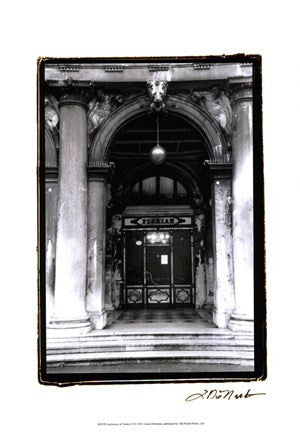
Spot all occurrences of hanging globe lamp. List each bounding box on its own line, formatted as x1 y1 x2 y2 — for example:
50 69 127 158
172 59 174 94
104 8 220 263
149 114 167 165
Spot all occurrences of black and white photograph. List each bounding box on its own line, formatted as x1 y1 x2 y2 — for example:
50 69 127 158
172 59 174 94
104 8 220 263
3 0 300 431
39 56 265 383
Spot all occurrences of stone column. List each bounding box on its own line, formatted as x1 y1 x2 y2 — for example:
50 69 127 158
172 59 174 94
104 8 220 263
45 168 58 324
86 164 112 329
210 164 235 328
48 93 91 335
228 78 254 332
194 213 206 308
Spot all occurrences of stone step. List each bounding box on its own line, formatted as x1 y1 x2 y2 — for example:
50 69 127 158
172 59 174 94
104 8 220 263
49 358 254 370
47 329 235 343
47 349 254 364
47 337 253 355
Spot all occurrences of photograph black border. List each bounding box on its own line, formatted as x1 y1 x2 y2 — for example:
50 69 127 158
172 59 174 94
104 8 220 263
38 54 266 386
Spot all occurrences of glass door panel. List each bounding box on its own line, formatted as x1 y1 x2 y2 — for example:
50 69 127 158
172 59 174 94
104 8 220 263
146 246 171 285
173 230 192 284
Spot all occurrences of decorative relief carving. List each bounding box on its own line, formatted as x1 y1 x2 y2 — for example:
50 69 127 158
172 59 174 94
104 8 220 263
191 87 232 135
87 89 126 143
64 76 74 87
192 186 203 207
147 79 168 111
148 65 169 72
87 90 112 136
104 66 124 72
45 94 59 133
58 65 80 72
193 64 211 70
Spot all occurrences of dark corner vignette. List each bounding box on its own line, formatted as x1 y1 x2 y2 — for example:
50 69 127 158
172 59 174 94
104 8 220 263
38 54 265 386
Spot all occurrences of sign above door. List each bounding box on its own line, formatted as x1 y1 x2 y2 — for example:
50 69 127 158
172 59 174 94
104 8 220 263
124 216 192 227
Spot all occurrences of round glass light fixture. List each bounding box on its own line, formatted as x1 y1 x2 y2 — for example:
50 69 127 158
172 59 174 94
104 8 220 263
149 114 167 165
150 144 167 165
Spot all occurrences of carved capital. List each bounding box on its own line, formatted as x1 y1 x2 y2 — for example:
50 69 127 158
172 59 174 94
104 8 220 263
226 77 252 106
87 161 115 182
59 92 88 109
206 162 232 179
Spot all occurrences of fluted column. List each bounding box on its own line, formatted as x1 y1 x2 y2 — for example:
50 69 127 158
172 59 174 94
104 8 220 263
86 164 112 329
48 93 91 335
228 78 254 332
210 164 235 328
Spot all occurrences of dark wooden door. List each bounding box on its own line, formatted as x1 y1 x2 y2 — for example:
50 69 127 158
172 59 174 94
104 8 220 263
123 229 194 307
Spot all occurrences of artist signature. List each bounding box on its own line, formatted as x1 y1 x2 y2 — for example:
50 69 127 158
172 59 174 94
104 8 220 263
185 389 266 402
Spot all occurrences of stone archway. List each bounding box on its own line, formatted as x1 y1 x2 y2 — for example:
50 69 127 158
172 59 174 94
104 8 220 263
87 93 234 329
89 94 229 165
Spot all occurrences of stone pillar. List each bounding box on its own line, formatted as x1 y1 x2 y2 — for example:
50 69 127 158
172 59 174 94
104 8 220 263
86 164 112 329
210 164 235 328
228 78 254 332
48 93 91 335
194 213 206 308
45 168 58 324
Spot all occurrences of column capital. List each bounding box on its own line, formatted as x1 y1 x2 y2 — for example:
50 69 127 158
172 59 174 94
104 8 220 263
59 92 88 109
226 77 252 105
87 161 115 181
206 162 232 179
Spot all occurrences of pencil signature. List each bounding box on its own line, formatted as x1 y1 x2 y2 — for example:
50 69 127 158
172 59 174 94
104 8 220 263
185 389 266 402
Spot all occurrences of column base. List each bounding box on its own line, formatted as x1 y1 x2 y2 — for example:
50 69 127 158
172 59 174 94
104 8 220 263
88 311 107 330
228 313 254 333
213 309 231 329
47 316 92 336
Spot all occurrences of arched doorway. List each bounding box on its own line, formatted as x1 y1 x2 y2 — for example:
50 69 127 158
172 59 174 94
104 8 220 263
87 94 234 328
103 111 213 310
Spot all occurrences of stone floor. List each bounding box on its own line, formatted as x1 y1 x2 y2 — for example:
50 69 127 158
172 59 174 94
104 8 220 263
91 308 221 336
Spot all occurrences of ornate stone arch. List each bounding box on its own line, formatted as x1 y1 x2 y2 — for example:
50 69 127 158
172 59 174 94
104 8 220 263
89 94 229 165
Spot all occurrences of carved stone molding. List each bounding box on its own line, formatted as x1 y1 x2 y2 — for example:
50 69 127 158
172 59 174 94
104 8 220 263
59 92 88 109
193 64 212 70
58 65 80 72
148 65 169 72
87 90 112 137
206 162 232 179
147 79 168 112
104 66 125 72
226 77 253 106
87 162 115 182
87 89 126 145
45 166 59 180
191 87 232 136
